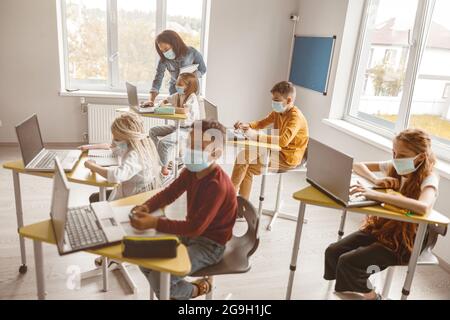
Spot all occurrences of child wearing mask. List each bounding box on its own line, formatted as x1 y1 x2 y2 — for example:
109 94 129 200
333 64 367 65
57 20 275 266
131 120 237 300
149 72 201 177
324 129 439 300
232 81 309 199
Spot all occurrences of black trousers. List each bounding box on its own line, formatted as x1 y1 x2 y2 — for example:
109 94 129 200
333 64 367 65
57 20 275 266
89 190 113 203
324 231 398 294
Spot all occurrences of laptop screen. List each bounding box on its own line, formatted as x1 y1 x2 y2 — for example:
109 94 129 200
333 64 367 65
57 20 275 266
126 82 139 107
306 139 353 203
50 158 70 253
15 114 44 166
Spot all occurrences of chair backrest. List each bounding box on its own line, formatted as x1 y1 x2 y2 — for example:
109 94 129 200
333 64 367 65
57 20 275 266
236 196 260 257
423 224 447 251
203 98 219 121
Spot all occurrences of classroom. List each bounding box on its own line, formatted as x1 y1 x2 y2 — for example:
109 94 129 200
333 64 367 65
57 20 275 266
1 0 450 304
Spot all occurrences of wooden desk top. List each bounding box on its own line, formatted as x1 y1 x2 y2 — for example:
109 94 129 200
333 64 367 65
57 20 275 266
293 186 450 226
227 139 281 152
3 155 117 188
19 190 191 276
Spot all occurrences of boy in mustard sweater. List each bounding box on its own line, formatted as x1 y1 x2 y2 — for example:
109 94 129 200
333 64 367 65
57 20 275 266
232 81 309 199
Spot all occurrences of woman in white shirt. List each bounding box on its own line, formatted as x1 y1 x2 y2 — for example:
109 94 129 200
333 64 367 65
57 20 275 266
81 112 160 201
149 72 201 177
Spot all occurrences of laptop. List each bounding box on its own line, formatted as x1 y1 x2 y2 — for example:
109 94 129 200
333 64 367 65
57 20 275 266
50 158 126 255
15 114 81 172
126 82 156 113
306 139 379 208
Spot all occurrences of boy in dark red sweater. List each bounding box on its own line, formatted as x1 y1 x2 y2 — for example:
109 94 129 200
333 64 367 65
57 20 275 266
130 120 237 300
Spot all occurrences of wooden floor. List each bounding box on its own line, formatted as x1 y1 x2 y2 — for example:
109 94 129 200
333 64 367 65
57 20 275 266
1 145 450 300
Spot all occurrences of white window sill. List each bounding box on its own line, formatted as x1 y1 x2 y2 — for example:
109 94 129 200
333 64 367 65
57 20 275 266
59 90 168 100
323 119 450 180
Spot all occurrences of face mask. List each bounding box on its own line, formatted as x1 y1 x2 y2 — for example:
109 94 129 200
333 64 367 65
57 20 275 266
183 147 212 172
392 155 422 176
176 86 185 95
272 100 286 113
113 140 128 153
163 49 176 60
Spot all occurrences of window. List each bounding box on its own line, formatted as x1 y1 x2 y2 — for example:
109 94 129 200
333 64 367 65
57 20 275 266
59 0 208 93
347 0 450 159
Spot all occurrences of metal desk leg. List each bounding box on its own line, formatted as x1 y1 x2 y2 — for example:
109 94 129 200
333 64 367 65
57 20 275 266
266 174 283 231
174 120 181 178
33 240 46 300
99 187 107 201
338 209 347 241
102 257 109 292
286 202 306 300
13 171 27 274
257 150 271 238
401 222 427 300
118 263 138 294
160 272 170 300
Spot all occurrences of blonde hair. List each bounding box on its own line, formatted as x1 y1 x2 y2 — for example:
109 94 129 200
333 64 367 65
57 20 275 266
111 112 161 187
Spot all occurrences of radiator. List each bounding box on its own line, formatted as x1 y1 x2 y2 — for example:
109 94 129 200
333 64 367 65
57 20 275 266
87 104 165 143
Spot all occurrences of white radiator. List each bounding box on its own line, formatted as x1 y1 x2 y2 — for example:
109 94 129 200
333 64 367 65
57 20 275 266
87 104 165 143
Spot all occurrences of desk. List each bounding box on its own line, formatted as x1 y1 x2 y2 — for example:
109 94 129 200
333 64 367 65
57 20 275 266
227 140 281 236
3 155 117 275
116 107 188 178
286 186 450 300
19 190 191 300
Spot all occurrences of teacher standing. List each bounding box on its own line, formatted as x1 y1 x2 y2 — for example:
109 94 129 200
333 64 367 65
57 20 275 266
145 30 207 107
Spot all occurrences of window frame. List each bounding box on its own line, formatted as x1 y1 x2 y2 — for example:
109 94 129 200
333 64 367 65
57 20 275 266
344 0 450 161
58 0 208 94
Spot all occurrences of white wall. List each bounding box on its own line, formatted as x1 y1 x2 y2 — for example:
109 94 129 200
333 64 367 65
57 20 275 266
0 0 299 143
296 0 450 264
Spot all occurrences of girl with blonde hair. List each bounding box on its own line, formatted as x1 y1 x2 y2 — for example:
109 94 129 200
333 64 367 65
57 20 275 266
81 112 160 201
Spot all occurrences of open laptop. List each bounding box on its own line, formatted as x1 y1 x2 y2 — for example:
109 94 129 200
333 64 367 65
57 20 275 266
306 138 379 208
50 158 126 255
126 82 156 113
15 114 81 172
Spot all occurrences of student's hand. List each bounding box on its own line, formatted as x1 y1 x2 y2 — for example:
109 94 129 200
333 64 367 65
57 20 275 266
245 128 258 141
234 121 250 130
78 145 92 152
141 101 154 108
374 177 400 189
350 184 380 201
130 211 158 230
131 205 150 215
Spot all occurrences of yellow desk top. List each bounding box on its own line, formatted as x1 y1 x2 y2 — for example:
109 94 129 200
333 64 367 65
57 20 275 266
19 190 191 276
116 107 188 121
293 186 450 226
227 139 281 152
3 155 117 188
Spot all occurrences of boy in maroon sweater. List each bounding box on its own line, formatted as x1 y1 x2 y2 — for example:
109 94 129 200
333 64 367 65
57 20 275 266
130 120 237 300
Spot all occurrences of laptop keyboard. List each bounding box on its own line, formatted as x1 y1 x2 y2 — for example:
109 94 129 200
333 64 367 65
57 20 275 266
34 150 70 169
66 206 107 250
349 194 368 203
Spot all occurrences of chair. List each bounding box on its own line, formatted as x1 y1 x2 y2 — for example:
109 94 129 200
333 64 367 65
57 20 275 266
381 224 447 299
203 98 219 121
190 196 260 300
264 148 308 231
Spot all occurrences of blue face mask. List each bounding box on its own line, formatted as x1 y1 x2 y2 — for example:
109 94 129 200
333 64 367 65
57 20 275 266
163 49 176 60
183 148 211 172
176 86 185 95
392 155 422 176
272 100 286 113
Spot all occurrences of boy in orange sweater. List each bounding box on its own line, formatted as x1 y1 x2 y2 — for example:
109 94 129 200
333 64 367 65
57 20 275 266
232 81 309 199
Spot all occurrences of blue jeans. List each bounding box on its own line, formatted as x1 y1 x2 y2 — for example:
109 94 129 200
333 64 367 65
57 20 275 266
140 236 225 300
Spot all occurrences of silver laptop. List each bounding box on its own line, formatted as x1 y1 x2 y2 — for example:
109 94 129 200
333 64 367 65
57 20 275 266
50 158 125 255
15 114 81 172
126 82 156 113
306 139 379 208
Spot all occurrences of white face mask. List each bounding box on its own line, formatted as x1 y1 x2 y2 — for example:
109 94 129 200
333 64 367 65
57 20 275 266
392 154 422 176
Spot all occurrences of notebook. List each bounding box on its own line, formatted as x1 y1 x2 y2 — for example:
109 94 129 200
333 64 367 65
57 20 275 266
87 150 119 167
180 64 199 74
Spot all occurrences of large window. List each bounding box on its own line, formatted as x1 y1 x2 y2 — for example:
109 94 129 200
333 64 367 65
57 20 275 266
59 0 207 93
347 0 450 159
